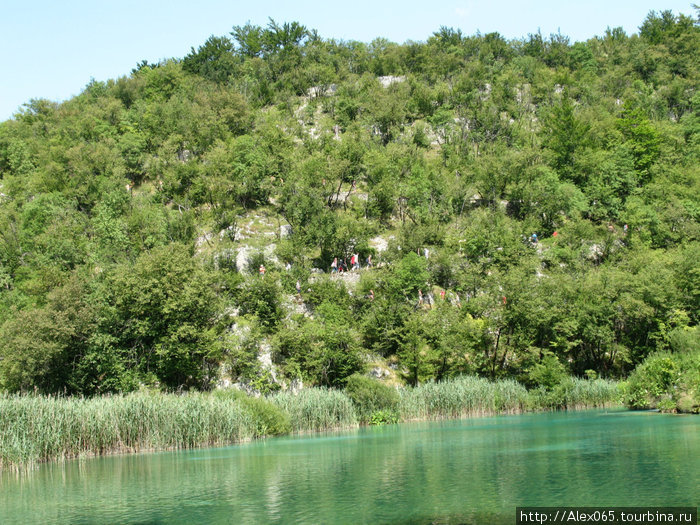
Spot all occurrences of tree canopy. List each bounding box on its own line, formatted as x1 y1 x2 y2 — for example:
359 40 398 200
0 11 698 394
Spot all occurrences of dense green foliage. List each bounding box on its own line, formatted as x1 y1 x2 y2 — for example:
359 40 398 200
625 327 700 412
0 12 698 395
344 373 400 423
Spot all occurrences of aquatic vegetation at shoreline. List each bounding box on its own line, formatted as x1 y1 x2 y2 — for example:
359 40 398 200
0 375 624 471
0 392 256 471
399 376 529 420
270 387 358 432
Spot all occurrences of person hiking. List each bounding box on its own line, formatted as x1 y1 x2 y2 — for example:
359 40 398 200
366 254 372 268
331 258 338 273
259 265 266 277
418 289 423 306
350 253 357 271
531 233 538 244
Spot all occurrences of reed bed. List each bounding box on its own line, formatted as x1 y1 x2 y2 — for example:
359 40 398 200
270 387 358 432
527 378 623 410
398 376 622 421
0 392 256 471
398 376 530 420
1 377 622 470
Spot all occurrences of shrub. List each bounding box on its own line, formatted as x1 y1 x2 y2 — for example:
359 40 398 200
236 277 283 329
626 352 680 409
370 410 399 425
344 374 399 423
524 354 568 390
233 392 291 436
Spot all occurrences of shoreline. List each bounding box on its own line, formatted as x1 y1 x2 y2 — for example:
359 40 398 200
1 381 623 472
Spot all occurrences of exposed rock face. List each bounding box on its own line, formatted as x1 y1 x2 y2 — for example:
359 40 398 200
378 75 406 87
257 343 278 383
370 235 389 253
195 232 213 250
369 367 390 379
288 378 303 394
236 247 252 273
235 244 278 273
307 84 337 97
284 294 313 318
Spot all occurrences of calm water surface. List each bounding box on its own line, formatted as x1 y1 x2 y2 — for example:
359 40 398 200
1 410 698 524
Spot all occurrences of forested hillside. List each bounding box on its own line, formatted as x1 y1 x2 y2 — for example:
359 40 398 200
0 11 698 403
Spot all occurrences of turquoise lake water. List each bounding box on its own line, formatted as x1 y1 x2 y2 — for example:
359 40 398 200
1 410 698 524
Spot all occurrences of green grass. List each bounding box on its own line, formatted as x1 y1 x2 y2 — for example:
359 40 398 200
398 376 621 421
527 378 623 410
0 392 257 471
398 376 530 420
270 387 358 432
0 377 622 470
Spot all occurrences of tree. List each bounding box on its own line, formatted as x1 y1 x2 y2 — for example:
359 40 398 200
102 244 221 390
0 274 96 393
542 94 590 183
396 314 438 386
182 36 238 83
616 102 661 183
274 311 363 387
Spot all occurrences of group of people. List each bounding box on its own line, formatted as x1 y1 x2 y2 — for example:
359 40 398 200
330 253 372 273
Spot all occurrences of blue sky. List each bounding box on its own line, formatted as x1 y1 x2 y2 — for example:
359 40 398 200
0 1 695 121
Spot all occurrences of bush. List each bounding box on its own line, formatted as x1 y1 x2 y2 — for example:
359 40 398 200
245 250 270 275
232 391 291 436
626 348 699 412
344 374 399 423
521 352 568 390
626 352 680 409
370 410 399 425
236 277 283 329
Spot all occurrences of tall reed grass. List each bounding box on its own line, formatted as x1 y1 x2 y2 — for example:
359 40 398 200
0 377 621 470
270 387 358 432
399 376 530 420
0 392 257 471
527 378 622 410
